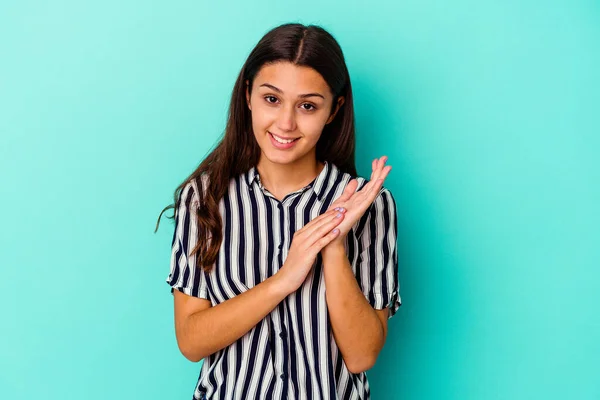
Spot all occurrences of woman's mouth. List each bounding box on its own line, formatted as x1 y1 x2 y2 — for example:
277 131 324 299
268 131 300 150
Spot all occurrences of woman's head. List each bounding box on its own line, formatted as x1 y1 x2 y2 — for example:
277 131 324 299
239 23 355 170
246 61 345 168
157 23 357 270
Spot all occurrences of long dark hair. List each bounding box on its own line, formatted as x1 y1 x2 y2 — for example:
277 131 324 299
155 23 357 272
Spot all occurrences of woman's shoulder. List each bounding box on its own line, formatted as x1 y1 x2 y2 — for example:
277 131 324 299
182 173 210 193
179 174 211 207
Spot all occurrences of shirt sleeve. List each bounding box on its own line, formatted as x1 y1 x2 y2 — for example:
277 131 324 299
165 179 210 300
355 187 401 319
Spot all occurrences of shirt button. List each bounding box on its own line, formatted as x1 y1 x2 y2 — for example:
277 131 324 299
280 373 286 380
278 243 282 249
279 332 285 338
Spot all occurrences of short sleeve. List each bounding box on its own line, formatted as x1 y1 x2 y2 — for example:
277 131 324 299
355 187 401 319
165 180 210 300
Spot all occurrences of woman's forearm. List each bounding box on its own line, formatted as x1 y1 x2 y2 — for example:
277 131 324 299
321 243 385 373
177 273 290 362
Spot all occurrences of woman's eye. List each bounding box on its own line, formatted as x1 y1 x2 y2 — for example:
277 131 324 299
263 96 316 111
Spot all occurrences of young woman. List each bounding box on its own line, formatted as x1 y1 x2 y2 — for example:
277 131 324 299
157 23 401 400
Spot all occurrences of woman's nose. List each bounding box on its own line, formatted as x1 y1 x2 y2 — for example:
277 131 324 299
276 105 297 132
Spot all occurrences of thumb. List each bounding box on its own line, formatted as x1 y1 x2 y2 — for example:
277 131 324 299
338 179 358 202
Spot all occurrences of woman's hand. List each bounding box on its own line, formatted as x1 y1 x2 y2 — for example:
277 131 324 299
275 207 347 294
325 156 392 245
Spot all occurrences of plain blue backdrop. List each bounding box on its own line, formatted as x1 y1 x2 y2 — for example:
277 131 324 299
1 1 599 399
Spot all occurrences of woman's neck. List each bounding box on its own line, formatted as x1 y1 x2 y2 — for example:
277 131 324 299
256 156 325 201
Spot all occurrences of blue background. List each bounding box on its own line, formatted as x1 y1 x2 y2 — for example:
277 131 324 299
1 1 599 398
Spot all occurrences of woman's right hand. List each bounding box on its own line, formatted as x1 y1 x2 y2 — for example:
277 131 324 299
275 207 347 294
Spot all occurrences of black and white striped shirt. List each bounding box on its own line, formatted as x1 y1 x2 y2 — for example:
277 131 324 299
167 161 401 400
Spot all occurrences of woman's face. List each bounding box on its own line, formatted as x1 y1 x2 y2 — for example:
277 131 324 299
246 61 344 166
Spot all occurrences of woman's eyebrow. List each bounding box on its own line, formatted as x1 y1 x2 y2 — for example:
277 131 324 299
259 83 325 99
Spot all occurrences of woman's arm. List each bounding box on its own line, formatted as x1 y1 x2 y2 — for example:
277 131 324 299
173 274 289 362
173 207 346 362
321 243 389 374
318 155 395 373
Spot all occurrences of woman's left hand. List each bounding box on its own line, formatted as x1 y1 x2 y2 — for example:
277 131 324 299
324 155 392 246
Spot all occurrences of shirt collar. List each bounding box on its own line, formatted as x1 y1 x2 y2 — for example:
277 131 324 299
245 161 333 201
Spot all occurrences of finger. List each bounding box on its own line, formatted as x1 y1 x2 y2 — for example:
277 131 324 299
370 158 377 180
366 157 385 190
367 175 389 201
373 165 391 184
303 212 345 248
301 209 344 240
363 173 388 202
296 208 339 234
350 160 391 211
337 179 358 204
312 226 342 252
373 156 387 181
353 158 391 205
329 179 358 211
372 158 390 185
371 156 384 180
359 175 378 196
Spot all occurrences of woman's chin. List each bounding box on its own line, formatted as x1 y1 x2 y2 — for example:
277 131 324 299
260 149 304 166
264 154 297 165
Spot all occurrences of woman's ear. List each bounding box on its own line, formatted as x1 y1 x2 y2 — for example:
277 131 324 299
326 96 345 124
245 80 251 110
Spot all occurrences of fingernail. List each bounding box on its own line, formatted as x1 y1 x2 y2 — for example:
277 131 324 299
336 213 342 218
333 228 340 233
334 207 341 211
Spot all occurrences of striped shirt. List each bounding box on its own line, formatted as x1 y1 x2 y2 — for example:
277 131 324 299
167 160 401 400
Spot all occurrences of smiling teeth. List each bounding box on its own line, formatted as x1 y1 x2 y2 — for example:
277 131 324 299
271 133 295 144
